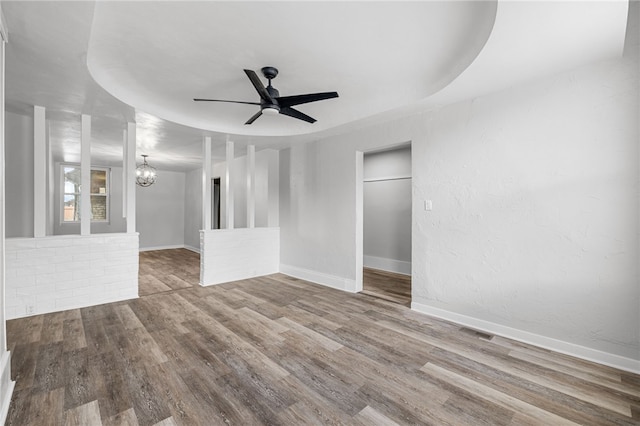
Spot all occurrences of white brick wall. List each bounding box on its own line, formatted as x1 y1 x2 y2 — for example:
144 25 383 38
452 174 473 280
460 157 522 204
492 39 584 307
5 233 139 319
200 228 279 286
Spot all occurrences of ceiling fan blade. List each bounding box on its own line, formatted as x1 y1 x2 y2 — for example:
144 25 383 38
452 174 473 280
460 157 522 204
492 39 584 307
244 69 273 103
193 99 260 105
276 92 338 108
244 110 263 125
280 107 316 124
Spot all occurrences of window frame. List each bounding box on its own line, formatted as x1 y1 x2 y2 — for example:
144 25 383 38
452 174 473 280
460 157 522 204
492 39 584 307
60 164 111 224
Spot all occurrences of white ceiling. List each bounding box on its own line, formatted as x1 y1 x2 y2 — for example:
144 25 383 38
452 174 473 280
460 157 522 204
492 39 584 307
1 1 630 172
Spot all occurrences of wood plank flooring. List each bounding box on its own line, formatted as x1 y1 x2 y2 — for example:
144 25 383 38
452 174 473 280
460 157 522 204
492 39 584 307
138 249 199 296
361 267 411 306
5 251 640 425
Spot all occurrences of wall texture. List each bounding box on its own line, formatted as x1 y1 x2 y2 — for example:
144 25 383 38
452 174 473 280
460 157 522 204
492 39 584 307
279 51 639 369
184 167 202 251
363 147 411 274
136 169 186 249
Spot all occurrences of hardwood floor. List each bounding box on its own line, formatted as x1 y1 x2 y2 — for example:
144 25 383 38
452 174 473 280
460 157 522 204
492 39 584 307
138 249 200 296
5 257 640 425
361 267 411 306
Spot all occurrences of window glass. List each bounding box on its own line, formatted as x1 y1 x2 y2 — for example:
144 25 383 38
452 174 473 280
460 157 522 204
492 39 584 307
62 165 109 222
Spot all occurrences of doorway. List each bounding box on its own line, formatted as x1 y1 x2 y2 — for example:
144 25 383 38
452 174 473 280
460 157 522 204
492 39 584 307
212 177 221 229
359 144 412 306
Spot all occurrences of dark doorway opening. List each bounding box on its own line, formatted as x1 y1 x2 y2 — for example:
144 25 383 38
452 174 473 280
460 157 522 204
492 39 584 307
212 177 221 229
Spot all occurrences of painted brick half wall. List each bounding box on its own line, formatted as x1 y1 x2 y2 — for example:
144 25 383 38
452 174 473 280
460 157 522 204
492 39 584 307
200 227 279 286
5 233 139 319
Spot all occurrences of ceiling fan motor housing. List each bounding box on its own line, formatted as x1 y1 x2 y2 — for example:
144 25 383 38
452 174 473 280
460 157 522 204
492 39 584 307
263 85 281 113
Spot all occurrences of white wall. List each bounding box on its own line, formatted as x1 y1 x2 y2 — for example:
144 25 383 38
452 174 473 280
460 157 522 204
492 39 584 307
279 51 639 369
184 167 202 251
363 147 411 274
5 111 33 238
0 25 16 425
136 169 185 250
258 149 280 227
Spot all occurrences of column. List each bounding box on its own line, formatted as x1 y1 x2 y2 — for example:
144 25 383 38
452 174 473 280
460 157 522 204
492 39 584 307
122 128 127 218
33 106 46 237
202 136 212 230
80 114 91 236
225 140 234 229
247 144 255 228
126 122 136 233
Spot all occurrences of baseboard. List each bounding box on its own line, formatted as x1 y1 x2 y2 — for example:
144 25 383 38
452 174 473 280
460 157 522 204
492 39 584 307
139 244 201 253
363 255 411 275
0 351 16 426
184 245 200 253
139 244 186 252
411 301 640 374
280 264 357 293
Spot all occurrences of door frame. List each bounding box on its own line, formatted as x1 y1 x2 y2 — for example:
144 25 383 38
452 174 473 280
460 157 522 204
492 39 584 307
355 141 413 294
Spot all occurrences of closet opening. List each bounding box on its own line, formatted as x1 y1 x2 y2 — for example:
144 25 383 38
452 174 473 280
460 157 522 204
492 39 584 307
360 144 412 306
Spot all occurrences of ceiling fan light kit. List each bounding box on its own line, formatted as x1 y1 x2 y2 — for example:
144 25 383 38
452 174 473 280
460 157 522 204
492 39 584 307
194 66 338 125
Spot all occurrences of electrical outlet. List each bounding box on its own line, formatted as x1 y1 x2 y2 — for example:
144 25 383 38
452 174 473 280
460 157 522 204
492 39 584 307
26 305 35 315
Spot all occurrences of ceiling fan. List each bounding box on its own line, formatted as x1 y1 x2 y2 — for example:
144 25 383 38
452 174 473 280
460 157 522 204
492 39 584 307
194 66 339 125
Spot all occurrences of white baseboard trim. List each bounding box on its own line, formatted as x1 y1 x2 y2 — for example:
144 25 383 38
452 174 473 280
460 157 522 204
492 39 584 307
363 255 411 275
411 302 640 374
184 245 200 253
0 351 16 426
280 264 357 293
139 244 186 252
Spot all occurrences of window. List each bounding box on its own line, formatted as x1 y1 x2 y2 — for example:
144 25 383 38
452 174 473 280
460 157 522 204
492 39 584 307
62 165 109 222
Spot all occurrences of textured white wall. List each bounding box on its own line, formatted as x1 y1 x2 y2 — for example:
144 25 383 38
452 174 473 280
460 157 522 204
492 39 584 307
136 169 185 249
279 52 639 367
412 55 638 368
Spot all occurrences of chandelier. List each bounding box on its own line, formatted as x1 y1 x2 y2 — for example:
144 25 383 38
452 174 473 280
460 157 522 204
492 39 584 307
136 155 157 187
